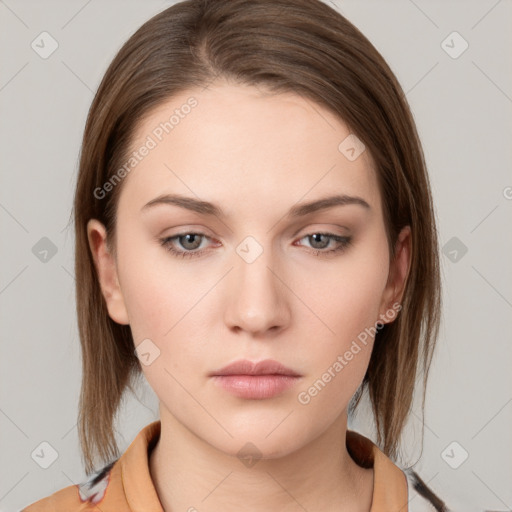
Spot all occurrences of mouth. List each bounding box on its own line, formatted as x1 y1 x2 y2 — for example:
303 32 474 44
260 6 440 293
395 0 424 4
209 359 302 400
210 358 301 377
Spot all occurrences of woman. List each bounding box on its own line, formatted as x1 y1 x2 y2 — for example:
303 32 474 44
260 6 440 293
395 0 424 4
23 0 446 510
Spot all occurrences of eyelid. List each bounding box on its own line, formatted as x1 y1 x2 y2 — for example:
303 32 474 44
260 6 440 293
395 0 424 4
158 224 215 237
288 220 351 239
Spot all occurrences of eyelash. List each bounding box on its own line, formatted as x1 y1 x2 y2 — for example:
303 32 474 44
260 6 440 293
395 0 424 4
158 232 352 259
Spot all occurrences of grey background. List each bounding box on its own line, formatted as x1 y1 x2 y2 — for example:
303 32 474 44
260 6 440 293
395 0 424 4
1 0 511 510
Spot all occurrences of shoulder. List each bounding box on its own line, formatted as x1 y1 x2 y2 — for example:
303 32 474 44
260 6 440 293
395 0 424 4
403 467 448 512
402 468 489 512
20 460 117 511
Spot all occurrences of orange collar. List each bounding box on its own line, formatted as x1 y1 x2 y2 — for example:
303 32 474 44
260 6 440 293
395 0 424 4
120 420 408 511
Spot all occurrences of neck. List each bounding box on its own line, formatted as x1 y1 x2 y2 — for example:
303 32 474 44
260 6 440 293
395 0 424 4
149 406 374 512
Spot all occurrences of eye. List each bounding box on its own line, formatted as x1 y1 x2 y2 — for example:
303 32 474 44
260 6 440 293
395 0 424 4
159 232 214 259
295 233 352 257
159 232 352 259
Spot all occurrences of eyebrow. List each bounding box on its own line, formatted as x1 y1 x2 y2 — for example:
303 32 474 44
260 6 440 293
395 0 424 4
141 193 371 218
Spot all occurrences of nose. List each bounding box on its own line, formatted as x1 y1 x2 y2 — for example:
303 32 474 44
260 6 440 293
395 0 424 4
223 244 290 336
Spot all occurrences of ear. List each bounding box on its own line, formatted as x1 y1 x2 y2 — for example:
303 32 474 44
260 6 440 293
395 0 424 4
87 219 130 325
378 225 411 323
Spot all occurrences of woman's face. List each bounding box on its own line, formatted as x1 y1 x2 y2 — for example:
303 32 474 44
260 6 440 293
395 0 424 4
88 80 409 458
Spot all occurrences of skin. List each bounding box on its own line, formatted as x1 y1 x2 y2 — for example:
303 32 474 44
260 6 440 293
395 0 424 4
88 79 411 512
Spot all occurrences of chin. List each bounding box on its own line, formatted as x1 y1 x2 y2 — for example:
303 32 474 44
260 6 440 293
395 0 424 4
203 422 314 462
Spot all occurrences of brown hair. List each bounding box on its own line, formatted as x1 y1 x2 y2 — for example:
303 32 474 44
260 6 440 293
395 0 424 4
73 0 441 475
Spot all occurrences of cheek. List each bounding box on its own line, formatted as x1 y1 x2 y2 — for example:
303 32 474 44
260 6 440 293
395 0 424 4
308 245 389 342
116 229 197 340
294 259 387 420
115 232 212 387
297 234 389 389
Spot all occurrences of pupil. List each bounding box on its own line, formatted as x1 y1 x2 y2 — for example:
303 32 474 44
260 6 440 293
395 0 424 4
311 234 327 248
183 234 199 249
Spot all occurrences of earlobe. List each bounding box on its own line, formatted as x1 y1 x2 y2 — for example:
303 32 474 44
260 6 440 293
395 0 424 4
86 219 130 325
379 225 411 323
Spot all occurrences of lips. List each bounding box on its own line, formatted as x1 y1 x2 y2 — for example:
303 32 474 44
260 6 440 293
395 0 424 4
209 359 301 377
209 359 302 399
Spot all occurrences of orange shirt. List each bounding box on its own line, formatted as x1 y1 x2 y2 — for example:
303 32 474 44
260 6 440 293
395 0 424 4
22 420 416 511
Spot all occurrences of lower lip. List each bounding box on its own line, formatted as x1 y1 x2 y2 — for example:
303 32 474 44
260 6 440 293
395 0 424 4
211 375 300 399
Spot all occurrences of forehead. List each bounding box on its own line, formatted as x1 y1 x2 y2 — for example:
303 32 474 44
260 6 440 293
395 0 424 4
119 81 381 218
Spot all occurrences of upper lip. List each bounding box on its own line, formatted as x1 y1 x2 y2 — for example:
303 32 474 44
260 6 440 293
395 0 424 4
210 359 301 377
